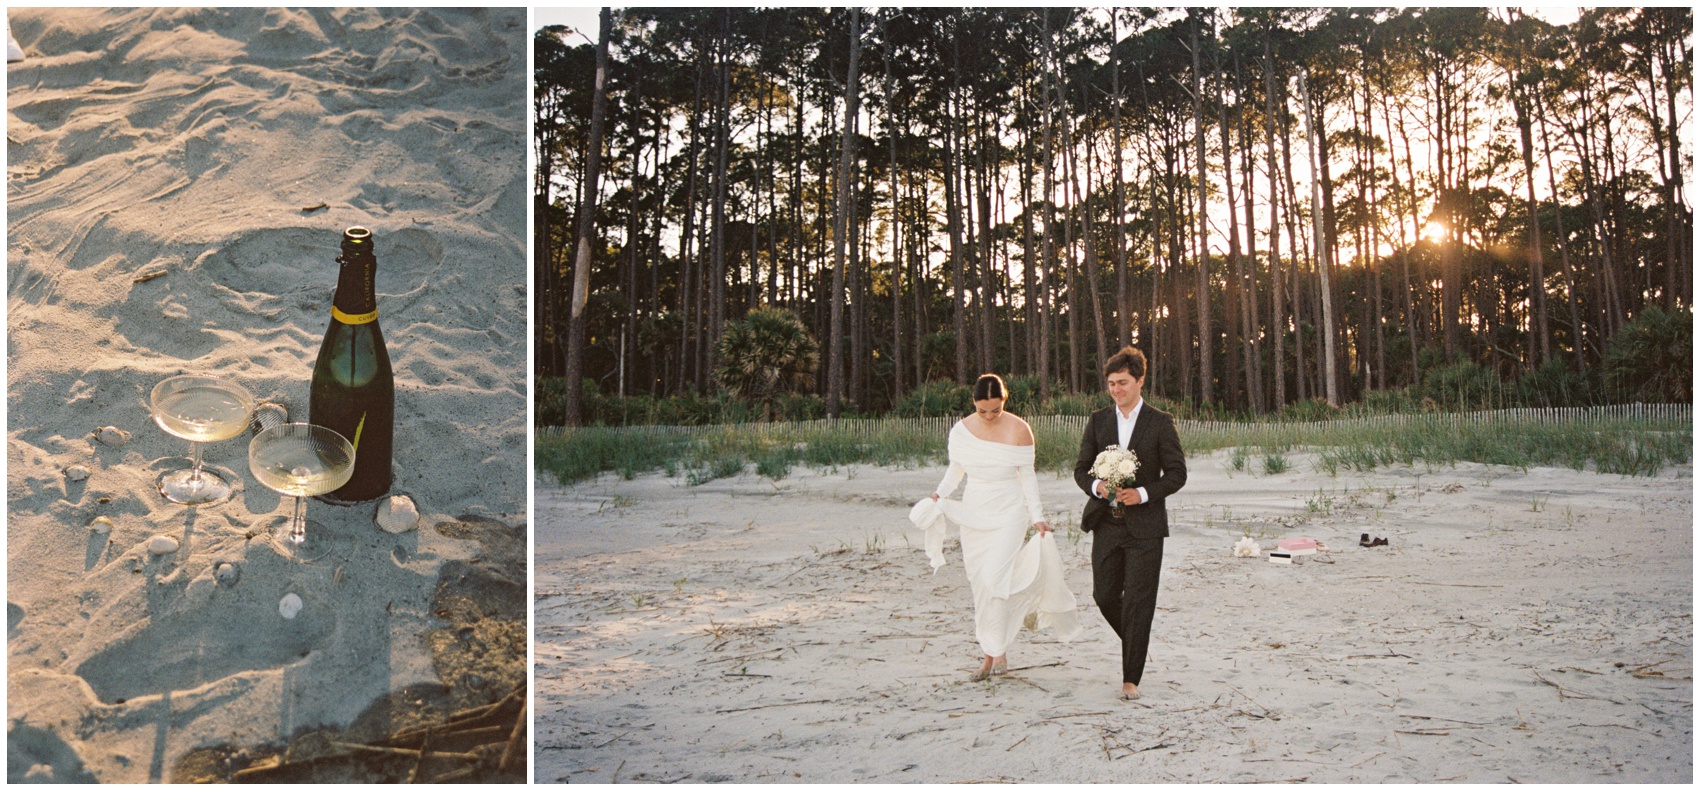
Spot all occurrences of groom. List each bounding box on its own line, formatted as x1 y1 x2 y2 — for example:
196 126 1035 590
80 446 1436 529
1074 347 1187 700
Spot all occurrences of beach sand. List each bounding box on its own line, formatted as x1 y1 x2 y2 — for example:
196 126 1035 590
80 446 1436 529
6 8 527 782
536 452 1691 783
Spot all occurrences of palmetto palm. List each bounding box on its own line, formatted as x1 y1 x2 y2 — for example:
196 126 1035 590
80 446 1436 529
714 308 820 419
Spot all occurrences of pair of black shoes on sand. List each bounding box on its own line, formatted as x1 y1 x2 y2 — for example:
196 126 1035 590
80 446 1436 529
1360 533 1389 548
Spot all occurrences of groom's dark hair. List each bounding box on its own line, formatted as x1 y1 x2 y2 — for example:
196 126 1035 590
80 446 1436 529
1104 347 1147 380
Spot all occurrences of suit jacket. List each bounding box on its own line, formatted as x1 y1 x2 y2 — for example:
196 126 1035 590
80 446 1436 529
1073 402 1187 539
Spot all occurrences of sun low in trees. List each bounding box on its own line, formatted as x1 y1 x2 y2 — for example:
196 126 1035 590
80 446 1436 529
714 307 822 420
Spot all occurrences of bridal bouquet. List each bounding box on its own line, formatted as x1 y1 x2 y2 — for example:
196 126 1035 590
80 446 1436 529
1090 445 1140 519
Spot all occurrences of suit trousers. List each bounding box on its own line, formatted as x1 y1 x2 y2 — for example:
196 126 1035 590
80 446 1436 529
1091 527 1164 685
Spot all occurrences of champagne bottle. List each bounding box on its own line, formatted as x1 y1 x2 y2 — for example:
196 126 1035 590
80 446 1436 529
309 226 394 503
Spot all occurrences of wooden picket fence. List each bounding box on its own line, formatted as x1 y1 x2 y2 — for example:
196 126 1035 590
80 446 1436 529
537 403 1690 443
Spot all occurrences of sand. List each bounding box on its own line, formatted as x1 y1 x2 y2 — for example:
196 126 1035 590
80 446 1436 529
535 452 1692 783
6 8 527 783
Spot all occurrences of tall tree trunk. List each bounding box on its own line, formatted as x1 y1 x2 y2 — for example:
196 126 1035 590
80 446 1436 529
1189 15 1214 405
1262 35 1286 408
826 9 861 415
563 8 613 426
1299 71 1339 406
884 13 904 401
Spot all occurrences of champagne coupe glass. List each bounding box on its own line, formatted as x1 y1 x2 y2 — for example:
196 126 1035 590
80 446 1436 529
149 374 256 505
249 423 355 563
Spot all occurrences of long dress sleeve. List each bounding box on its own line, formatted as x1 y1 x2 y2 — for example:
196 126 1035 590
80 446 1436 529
934 460 966 499
1015 463 1044 525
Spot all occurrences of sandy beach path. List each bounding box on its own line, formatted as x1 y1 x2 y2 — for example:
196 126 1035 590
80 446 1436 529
535 453 1691 783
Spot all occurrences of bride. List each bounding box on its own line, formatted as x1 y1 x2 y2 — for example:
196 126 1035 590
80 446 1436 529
911 374 1081 681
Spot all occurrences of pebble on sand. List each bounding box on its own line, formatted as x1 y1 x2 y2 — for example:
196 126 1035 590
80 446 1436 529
65 465 90 481
214 562 240 587
147 535 179 555
95 426 130 446
279 593 303 620
88 516 114 534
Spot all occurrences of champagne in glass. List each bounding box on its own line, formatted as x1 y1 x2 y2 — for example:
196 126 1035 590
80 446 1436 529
249 423 355 563
150 375 255 505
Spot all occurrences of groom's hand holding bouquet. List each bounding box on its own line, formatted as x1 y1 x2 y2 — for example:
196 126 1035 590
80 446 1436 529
1089 445 1141 519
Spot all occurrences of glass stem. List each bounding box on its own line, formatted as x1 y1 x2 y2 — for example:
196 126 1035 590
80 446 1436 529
188 441 205 484
290 496 307 545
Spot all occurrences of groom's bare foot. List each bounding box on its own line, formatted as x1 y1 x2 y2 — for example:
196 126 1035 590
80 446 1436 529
970 655 996 681
1119 683 1141 700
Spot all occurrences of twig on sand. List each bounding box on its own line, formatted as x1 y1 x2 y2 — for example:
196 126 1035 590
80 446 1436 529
613 760 626 784
1394 728 1451 736
1007 661 1068 672
703 647 784 665
329 742 478 762
1350 751 1385 769
1533 671 1621 703
301 202 329 212
132 270 168 283
1006 675 1048 693
1035 711 1115 722
498 698 527 774
595 731 630 748
1402 714 1491 726
716 698 834 714
1005 735 1028 751
1410 581 1502 588
1222 684 1280 721
407 729 432 784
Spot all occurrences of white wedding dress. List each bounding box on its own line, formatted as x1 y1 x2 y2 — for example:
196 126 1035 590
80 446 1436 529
909 421 1082 657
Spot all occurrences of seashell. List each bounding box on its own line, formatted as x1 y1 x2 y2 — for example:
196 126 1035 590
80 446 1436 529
148 535 180 555
279 592 303 619
88 516 115 534
249 402 288 436
374 494 420 534
95 426 131 446
65 465 91 482
214 562 240 587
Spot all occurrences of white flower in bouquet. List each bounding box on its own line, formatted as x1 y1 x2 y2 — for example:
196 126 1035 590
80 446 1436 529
1233 536 1260 558
1090 445 1140 490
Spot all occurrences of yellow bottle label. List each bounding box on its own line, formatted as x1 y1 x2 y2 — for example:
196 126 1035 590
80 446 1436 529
352 412 367 451
332 306 379 325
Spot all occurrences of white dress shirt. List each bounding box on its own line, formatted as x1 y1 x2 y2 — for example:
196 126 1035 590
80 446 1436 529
1096 399 1149 504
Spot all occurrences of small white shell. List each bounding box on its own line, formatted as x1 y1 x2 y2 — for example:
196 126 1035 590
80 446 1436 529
148 535 179 555
279 592 303 619
374 494 419 534
95 426 131 446
214 562 240 587
88 516 115 534
65 465 91 482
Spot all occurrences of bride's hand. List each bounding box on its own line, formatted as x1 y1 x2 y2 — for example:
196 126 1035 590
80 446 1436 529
1034 521 1052 536
930 493 940 502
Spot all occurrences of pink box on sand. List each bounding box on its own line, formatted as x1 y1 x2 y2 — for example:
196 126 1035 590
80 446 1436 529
1277 537 1318 556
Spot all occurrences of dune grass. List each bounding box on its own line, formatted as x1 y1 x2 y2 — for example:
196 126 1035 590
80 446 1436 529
536 407 1690 486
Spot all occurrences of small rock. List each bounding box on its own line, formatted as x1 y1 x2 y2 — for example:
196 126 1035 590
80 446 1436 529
88 516 115 535
65 465 90 482
374 494 420 534
148 535 179 555
214 562 240 587
95 426 131 446
279 592 303 619
24 763 54 782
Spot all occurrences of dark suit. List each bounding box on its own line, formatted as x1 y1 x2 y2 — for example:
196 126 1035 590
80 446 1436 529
1073 402 1187 685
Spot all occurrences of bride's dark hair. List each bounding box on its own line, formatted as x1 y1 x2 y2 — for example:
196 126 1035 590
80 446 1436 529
972 373 1007 401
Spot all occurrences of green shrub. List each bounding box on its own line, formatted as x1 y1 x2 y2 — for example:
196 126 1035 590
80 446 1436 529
1603 306 1692 403
894 379 970 418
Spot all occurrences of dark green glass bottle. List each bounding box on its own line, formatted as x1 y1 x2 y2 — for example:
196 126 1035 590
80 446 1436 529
309 226 394 503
